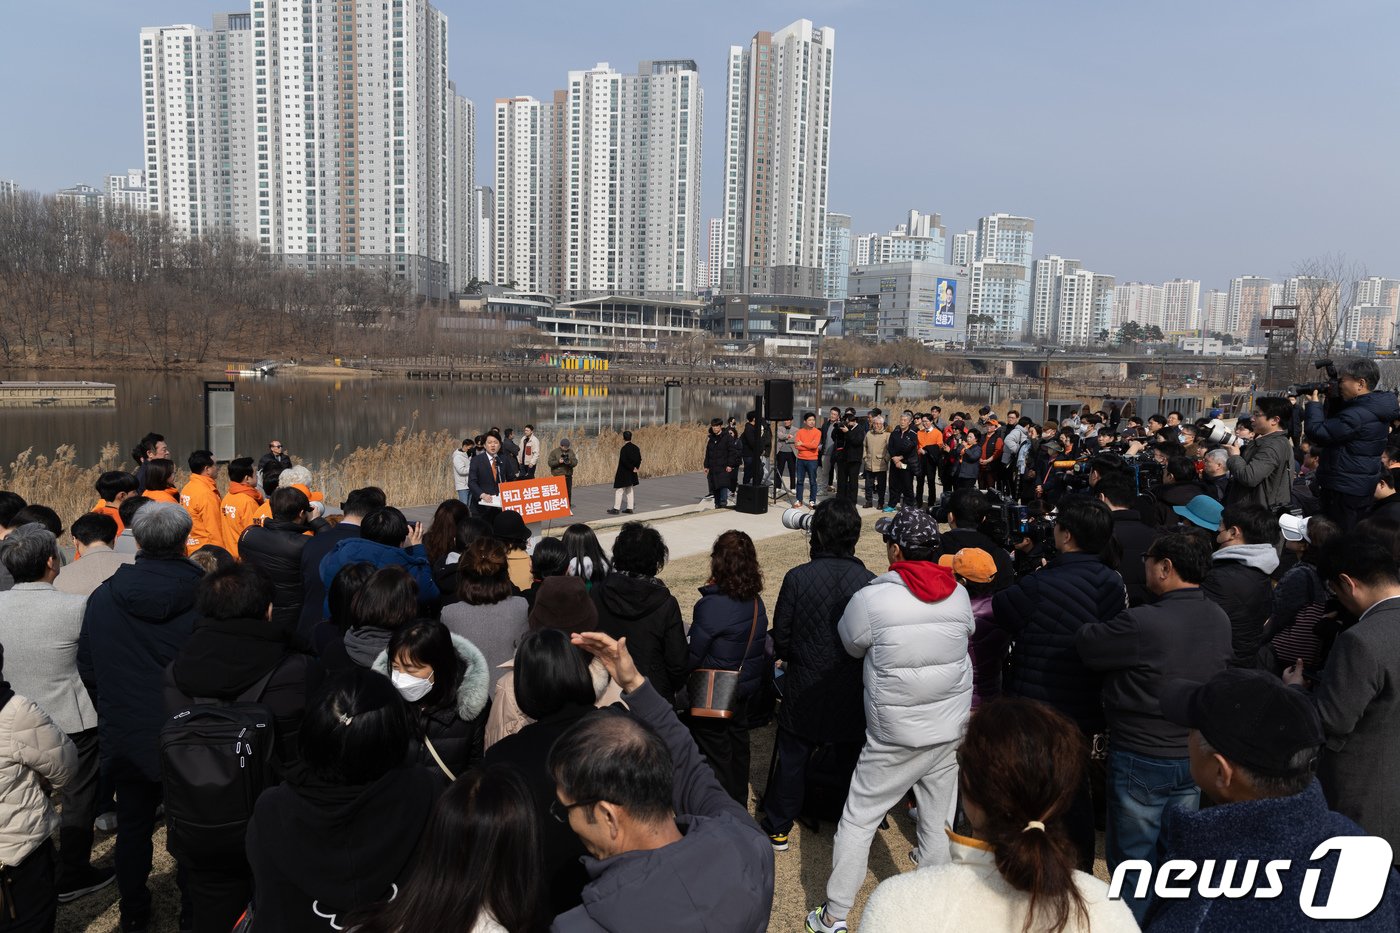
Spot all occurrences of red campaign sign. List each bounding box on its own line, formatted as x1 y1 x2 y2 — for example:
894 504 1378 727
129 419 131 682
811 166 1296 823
498 477 573 524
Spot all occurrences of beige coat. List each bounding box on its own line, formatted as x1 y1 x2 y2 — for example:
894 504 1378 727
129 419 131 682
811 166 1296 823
0 692 76 866
863 429 891 473
54 547 134 597
483 657 625 749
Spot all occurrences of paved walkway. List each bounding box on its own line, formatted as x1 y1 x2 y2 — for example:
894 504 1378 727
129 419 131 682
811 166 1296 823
405 470 822 561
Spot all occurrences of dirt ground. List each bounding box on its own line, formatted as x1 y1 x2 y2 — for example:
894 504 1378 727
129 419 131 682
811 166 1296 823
58 510 1105 933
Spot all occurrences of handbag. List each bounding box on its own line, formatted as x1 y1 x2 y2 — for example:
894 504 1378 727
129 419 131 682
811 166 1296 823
687 599 760 720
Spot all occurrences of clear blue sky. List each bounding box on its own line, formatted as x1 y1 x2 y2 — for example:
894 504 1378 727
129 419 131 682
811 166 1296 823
3 0 1396 293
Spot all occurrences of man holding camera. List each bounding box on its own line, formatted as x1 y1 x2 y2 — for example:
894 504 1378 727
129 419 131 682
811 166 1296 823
1304 358 1400 530
1223 397 1293 509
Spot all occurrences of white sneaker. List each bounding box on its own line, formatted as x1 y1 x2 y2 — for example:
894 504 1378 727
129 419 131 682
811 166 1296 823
95 811 117 832
805 906 848 933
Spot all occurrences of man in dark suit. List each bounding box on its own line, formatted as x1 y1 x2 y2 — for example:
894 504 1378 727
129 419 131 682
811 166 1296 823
468 433 516 520
296 486 386 644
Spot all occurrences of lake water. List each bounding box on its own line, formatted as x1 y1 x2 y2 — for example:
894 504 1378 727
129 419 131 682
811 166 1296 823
0 368 854 467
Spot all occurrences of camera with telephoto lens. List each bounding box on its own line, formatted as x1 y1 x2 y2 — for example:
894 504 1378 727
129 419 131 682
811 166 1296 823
1288 359 1340 400
781 507 813 532
1197 418 1242 449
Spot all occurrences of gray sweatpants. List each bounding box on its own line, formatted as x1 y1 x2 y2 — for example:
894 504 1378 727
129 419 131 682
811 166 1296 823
824 735 961 919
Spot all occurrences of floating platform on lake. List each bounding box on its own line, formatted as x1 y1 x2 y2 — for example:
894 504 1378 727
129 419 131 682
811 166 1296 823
0 381 117 407
389 365 814 388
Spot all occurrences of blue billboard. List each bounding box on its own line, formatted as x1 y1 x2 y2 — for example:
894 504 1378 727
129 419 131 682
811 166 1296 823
935 278 956 327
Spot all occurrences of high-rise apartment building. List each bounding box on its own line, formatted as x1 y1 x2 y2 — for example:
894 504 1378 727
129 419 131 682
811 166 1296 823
447 86 476 293
0 180 18 201
473 186 494 286
703 218 723 291
106 170 148 213
823 212 852 299
141 2 471 298
495 61 703 300
1161 278 1201 333
494 96 556 293
1111 282 1165 331
1356 276 1400 318
951 230 977 267
721 19 835 297
1053 270 1115 346
971 213 1034 337
1030 256 1080 340
856 210 946 266
1227 276 1273 344
1204 289 1230 335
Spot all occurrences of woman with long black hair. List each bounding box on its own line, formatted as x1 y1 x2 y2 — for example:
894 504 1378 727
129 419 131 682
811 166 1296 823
349 764 546 933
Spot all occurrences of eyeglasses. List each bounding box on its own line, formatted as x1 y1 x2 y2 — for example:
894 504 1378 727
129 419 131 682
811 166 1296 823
549 797 598 823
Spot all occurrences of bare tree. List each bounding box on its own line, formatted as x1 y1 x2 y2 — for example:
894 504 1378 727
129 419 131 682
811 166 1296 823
1290 253 1368 360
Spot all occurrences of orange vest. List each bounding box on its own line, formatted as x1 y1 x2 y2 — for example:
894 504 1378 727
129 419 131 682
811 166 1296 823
142 488 178 504
91 500 125 536
180 473 227 555
221 483 263 558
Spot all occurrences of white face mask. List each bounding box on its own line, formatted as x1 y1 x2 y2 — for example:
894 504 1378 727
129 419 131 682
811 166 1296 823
391 668 434 702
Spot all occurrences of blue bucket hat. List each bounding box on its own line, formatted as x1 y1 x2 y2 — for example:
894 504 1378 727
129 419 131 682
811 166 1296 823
1173 494 1223 531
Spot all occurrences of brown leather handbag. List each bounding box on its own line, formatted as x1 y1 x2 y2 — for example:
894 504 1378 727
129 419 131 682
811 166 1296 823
687 599 760 720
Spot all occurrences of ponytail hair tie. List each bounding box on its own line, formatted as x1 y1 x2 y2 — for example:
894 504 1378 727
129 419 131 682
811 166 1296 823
337 713 354 727
1023 820 1046 833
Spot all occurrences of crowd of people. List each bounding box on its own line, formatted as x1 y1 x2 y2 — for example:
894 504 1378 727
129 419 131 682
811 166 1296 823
1 355 1399 933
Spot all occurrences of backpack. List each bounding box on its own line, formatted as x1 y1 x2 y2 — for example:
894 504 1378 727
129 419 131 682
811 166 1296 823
159 662 281 866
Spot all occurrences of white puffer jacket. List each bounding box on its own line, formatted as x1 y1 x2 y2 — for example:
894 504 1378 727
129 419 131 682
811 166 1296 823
0 691 76 866
838 562 974 747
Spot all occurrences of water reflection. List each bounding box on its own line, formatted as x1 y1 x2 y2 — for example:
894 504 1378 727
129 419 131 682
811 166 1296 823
0 369 850 466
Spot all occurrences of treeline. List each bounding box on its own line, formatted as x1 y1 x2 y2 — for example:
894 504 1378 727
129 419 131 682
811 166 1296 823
0 193 452 367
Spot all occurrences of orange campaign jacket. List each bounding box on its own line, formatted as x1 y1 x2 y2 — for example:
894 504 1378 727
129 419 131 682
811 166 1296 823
90 500 126 536
251 483 324 527
221 482 263 557
181 473 227 555
142 487 179 504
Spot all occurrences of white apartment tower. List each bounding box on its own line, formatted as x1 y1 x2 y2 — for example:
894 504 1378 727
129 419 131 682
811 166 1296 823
1054 270 1115 346
1030 255 1080 340
106 170 149 213
971 213 1034 336
1161 278 1201 333
951 230 977 267
1204 289 1230 335
494 96 556 293
1228 276 1273 344
823 212 852 299
704 217 723 291
860 210 947 265
721 19 836 297
141 2 470 298
556 61 703 300
473 186 494 286
447 86 476 293
1112 282 1166 331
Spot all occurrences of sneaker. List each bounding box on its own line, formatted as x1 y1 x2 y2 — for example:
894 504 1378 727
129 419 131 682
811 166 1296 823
768 832 790 851
882 506 895 513
606 508 620 515
805 905 848 933
58 865 116 903
95 811 117 832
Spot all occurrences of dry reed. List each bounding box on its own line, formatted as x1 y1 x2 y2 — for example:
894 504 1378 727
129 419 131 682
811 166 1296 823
0 444 126 543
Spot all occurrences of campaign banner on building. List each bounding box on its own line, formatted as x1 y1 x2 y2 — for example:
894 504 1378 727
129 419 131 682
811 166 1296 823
935 278 957 327
499 477 573 524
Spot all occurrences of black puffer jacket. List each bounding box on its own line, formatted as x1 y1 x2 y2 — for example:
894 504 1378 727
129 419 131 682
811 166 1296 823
1306 390 1400 496
703 430 741 471
592 572 688 701
1109 510 1158 607
1203 544 1278 666
771 554 875 743
372 633 490 777
992 552 1127 734
240 520 317 636
686 586 769 700
1154 480 1213 527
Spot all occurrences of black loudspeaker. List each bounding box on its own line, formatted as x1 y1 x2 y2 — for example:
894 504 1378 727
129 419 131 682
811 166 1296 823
735 483 770 514
763 379 794 422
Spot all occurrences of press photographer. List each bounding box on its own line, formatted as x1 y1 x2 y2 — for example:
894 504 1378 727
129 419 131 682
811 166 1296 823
1302 358 1400 529
1222 397 1294 510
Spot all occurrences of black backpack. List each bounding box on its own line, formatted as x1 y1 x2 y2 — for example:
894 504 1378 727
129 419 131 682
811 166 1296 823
159 663 280 866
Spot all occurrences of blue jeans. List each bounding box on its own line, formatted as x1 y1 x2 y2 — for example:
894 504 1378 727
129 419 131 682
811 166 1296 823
795 459 819 504
1105 747 1199 923
456 488 471 505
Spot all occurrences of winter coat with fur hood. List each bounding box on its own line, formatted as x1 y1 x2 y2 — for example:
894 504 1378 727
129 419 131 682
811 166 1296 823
372 632 490 777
